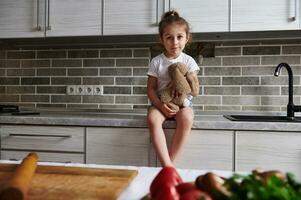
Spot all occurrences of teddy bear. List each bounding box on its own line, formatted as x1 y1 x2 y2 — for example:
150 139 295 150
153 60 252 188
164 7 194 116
160 62 199 112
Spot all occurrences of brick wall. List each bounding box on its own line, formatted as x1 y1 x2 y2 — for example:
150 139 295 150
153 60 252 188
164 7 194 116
1 40 301 112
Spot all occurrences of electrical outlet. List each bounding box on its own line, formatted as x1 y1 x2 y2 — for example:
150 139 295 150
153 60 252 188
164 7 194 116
93 85 103 95
76 85 85 95
66 85 76 95
85 85 94 95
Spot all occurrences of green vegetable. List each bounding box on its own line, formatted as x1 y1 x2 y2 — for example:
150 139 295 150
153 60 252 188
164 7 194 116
215 172 301 200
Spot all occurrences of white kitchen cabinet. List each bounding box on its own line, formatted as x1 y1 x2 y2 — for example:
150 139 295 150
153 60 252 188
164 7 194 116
0 0 46 38
46 0 102 37
170 0 230 32
0 125 85 163
231 0 300 31
86 127 151 166
161 129 234 170
103 0 160 35
236 131 301 178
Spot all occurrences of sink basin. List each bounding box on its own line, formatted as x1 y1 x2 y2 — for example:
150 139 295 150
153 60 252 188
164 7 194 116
224 115 301 122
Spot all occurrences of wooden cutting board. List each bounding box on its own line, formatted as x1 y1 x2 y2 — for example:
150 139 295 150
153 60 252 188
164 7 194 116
0 163 138 200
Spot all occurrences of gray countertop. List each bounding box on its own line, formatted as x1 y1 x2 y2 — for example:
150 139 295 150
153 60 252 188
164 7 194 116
1 110 301 132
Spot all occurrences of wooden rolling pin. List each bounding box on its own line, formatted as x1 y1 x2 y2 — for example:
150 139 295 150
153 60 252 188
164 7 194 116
0 152 38 200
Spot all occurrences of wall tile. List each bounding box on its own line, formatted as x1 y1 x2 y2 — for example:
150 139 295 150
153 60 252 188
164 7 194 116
115 77 147 85
282 45 301 54
0 78 19 85
83 77 114 85
193 96 221 105
83 59 114 67
7 86 35 94
52 59 82 68
133 49 149 57
222 77 259 85
223 56 260 65
51 77 81 85
7 51 35 59
215 47 241 56
21 77 50 85
0 60 20 68
133 68 148 76
37 50 67 59
37 86 66 94
100 49 132 57
200 77 221 85
83 96 114 103
37 68 66 76
68 50 98 58
0 95 19 102
202 57 221 66
223 96 260 105
116 58 149 67
242 86 280 95
115 96 148 104
204 87 240 95
51 95 81 103
99 68 131 76
243 46 280 55
21 95 49 102
67 68 98 76
133 86 147 94
103 86 131 94
21 60 50 68
204 67 241 76
261 56 300 65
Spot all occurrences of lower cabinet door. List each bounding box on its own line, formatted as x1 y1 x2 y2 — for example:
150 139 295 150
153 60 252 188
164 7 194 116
162 129 234 170
1 150 84 163
86 127 150 166
236 131 301 178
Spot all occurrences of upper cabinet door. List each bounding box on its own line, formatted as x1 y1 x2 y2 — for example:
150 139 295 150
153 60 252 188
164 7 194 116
46 0 102 37
0 0 45 38
103 0 159 35
232 0 300 31
170 0 230 33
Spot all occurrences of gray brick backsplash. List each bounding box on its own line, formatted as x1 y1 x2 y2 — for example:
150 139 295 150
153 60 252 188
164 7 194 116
52 59 82 68
282 45 301 54
115 77 147 85
204 67 241 76
116 58 149 67
0 78 19 85
7 86 35 94
68 68 98 76
242 86 280 95
83 77 114 85
21 95 49 102
133 49 149 57
243 46 280 55
37 50 67 59
103 86 131 94
83 96 114 103
68 50 98 58
37 86 66 94
21 60 50 68
100 49 132 57
204 87 240 95
7 51 35 59
223 96 260 105
51 77 81 85
0 43 300 112
215 47 241 56
99 68 131 76
223 56 260 66
51 95 81 103
83 59 115 67
0 60 20 68
200 77 221 85
223 77 259 85
37 68 66 76
261 56 300 65
21 77 50 85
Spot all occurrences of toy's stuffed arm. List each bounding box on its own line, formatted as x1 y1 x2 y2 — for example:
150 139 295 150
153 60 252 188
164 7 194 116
186 71 199 96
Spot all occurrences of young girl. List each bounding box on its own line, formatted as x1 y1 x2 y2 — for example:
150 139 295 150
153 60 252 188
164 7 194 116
147 10 200 167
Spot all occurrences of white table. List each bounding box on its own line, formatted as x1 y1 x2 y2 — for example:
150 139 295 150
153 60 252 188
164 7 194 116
0 160 234 200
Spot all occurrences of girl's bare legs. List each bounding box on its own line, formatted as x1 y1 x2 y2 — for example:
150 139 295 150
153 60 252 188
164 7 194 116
147 107 173 167
169 107 194 162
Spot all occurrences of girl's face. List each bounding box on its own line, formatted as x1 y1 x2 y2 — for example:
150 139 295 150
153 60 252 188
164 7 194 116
160 23 189 59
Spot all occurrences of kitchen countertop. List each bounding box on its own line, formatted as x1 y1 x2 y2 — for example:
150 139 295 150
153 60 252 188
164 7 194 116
1 110 301 131
0 160 234 200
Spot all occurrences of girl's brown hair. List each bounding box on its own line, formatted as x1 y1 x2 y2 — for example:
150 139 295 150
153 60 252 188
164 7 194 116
158 10 191 42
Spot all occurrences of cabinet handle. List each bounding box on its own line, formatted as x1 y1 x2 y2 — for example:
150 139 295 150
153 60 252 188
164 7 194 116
46 0 51 30
8 134 71 138
290 0 297 21
36 0 41 31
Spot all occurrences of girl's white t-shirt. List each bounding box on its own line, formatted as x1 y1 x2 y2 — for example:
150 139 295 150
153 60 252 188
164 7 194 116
147 52 200 95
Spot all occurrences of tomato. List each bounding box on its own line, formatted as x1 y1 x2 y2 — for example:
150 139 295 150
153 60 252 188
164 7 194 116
150 167 183 198
176 182 196 195
179 189 212 200
155 185 180 200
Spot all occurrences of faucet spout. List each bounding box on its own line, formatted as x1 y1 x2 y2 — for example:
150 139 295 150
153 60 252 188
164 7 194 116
274 63 295 118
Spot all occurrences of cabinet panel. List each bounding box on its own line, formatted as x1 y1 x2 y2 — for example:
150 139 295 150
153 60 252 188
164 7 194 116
103 0 158 35
170 0 229 32
0 125 84 152
1 150 84 163
0 0 45 38
46 0 102 36
86 127 150 166
163 129 233 170
232 0 299 31
236 131 301 178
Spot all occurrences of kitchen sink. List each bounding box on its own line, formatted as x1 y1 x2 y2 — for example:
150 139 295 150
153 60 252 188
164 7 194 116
224 115 301 122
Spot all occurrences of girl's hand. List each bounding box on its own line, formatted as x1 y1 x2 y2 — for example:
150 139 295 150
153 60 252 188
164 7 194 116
160 103 177 118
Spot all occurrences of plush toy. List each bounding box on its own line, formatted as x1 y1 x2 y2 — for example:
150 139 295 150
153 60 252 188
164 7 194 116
160 62 199 112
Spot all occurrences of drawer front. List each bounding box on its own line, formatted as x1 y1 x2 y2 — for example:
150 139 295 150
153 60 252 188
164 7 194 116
0 125 84 152
1 150 84 163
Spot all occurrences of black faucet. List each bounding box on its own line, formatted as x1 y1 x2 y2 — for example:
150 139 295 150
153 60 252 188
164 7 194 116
274 63 301 119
